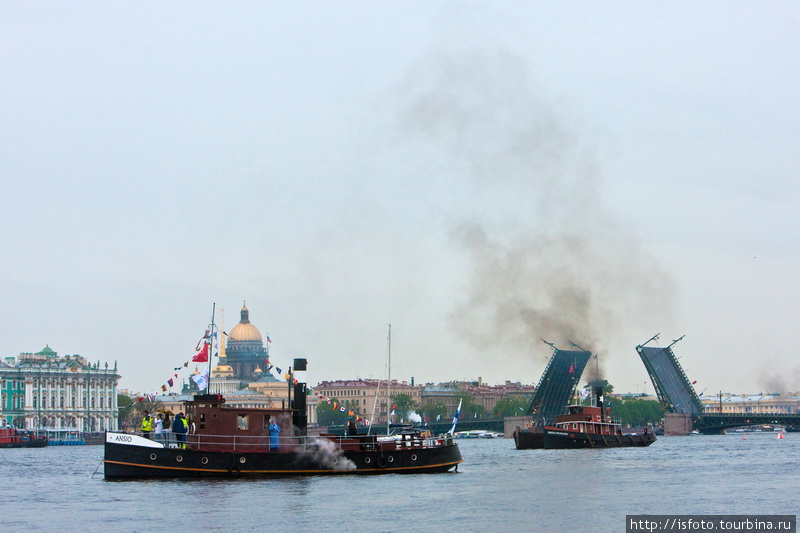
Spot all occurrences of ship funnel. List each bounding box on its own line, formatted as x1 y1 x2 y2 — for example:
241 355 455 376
293 358 308 436
595 386 604 423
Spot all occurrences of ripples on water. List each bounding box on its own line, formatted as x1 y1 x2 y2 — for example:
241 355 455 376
3 433 798 532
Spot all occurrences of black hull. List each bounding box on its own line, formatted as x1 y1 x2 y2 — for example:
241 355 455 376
543 429 656 449
104 441 463 479
0 438 48 449
513 429 544 450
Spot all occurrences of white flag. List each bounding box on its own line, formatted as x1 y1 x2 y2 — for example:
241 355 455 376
192 370 209 390
448 399 463 436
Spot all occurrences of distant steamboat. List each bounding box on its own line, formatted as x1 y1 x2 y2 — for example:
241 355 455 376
514 387 656 449
0 428 48 448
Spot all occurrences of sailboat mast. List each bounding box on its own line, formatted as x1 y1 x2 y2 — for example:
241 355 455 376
386 324 391 436
207 303 215 394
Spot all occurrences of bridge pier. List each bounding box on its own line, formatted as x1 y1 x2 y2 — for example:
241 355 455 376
504 416 532 438
664 413 693 436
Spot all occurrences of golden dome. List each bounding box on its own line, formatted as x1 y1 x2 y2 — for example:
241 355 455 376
228 303 263 342
229 323 262 342
254 367 263 373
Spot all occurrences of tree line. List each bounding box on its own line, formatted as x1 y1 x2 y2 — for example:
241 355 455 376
316 390 663 428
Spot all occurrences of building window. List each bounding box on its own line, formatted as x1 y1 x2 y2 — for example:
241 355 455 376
237 415 249 430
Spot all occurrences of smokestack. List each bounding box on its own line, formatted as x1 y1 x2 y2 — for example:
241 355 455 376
595 386 604 423
293 358 308 436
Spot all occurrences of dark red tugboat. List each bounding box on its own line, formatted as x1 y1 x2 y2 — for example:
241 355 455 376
104 359 462 479
0 428 48 448
514 387 656 449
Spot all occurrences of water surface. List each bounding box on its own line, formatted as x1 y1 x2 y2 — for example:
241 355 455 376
3 432 797 532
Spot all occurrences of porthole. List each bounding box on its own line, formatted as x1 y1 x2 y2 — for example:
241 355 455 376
387 456 394 463
201 457 209 465
364 457 371 464
239 456 246 464
149 453 157 461
411 454 417 461
176 455 183 462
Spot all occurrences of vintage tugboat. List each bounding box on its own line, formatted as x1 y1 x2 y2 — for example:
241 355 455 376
104 359 463 479
0 428 48 448
514 387 656 449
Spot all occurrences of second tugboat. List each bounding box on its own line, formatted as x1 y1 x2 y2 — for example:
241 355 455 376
515 387 656 449
104 358 463 479
0 428 48 448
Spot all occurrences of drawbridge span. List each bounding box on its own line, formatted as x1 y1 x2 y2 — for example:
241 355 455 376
525 343 591 426
636 334 800 433
636 334 703 418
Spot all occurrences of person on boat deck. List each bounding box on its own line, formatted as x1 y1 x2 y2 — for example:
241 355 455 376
347 418 358 436
269 417 281 451
173 412 188 448
140 410 153 440
162 412 172 444
154 413 164 443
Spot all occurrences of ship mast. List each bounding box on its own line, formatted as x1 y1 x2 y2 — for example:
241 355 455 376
386 324 391 436
207 303 216 394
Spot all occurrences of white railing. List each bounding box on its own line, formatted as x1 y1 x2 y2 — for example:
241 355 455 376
136 431 454 451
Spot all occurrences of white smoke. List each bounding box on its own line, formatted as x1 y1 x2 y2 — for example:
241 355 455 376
300 438 357 471
407 411 422 423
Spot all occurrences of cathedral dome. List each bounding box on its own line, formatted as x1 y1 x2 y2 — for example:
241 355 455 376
228 304 263 342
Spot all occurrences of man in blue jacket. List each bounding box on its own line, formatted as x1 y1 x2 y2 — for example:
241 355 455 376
172 412 188 448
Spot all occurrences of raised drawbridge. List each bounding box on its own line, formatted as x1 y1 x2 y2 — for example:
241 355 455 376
525 342 592 426
636 334 703 417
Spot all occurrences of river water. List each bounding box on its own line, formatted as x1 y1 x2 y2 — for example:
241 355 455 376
2 432 797 532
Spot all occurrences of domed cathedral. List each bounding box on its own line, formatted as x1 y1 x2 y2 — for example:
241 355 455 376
219 303 279 385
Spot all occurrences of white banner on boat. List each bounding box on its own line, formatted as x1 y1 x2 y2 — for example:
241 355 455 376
105 432 164 448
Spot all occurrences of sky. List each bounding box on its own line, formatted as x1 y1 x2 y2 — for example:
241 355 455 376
2 2 799 397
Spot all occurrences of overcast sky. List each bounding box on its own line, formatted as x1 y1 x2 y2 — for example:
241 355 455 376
2 2 798 397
